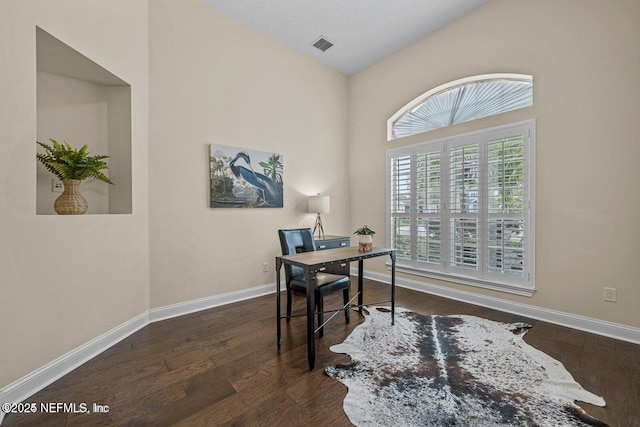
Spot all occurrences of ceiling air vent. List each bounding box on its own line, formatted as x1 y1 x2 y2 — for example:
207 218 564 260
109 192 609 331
311 37 333 52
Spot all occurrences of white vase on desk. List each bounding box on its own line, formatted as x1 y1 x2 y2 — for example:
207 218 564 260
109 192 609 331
358 235 373 252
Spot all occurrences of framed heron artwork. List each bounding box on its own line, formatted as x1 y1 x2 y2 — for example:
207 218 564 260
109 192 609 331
209 144 284 208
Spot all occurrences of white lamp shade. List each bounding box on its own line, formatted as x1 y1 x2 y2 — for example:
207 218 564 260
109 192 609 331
308 195 330 214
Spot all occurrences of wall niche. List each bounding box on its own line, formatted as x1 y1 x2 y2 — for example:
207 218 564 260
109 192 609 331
36 27 132 215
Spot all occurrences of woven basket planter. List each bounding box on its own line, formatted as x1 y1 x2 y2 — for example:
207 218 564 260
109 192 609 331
54 179 88 215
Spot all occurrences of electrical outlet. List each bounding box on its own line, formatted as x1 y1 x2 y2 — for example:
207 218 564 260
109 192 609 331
262 261 268 273
52 179 63 193
603 287 617 302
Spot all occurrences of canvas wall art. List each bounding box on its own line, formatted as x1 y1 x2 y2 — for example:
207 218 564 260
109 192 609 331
209 144 283 208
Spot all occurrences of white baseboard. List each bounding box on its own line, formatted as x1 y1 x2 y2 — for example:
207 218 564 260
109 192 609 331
0 283 276 425
357 268 640 345
148 283 275 322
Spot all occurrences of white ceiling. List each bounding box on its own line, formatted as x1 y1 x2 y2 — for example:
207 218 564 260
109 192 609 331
202 0 488 75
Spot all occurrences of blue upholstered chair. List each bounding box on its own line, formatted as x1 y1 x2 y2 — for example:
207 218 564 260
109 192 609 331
278 228 351 337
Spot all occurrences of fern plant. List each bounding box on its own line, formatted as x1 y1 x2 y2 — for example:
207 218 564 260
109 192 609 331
36 138 114 185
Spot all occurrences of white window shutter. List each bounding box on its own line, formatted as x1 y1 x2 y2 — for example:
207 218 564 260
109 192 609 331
386 120 535 294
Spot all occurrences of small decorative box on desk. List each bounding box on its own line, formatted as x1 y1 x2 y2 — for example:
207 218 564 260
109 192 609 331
314 235 350 276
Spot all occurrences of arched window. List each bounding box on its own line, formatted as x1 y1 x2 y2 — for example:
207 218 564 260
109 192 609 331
388 74 533 140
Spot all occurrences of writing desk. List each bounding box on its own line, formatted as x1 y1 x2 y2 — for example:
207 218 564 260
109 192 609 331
276 246 396 370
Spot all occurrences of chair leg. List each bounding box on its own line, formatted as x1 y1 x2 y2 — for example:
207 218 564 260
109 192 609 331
317 296 324 338
343 289 350 324
286 289 292 323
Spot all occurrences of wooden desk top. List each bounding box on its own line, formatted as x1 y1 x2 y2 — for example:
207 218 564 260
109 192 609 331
277 246 395 269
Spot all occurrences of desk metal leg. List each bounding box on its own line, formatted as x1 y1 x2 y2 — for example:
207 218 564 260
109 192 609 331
391 253 396 325
306 269 316 370
276 260 282 348
358 259 364 314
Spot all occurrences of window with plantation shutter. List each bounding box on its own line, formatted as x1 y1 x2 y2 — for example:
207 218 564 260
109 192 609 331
487 134 526 277
416 151 441 265
390 155 412 261
386 120 535 295
449 141 480 272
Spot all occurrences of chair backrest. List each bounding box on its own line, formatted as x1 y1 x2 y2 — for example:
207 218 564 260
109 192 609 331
278 228 316 282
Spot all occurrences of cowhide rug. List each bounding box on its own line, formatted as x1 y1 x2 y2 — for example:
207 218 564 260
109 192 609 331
326 307 608 427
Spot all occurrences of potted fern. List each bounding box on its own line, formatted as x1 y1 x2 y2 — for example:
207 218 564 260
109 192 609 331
36 138 114 215
354 225 375 252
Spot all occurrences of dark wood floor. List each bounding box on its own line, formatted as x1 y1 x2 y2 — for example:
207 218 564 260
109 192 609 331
4 279 639 426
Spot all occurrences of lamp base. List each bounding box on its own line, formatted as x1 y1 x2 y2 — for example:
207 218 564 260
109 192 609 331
313 213 325 240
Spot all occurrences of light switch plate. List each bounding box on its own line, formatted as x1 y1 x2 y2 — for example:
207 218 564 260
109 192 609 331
52 179 63 193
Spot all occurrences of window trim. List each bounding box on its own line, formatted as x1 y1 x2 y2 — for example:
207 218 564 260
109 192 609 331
387 74 533 141
386 119 536 296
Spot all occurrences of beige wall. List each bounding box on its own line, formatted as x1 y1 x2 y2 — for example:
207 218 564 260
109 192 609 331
0 0 149 386
148 0 349 307
348 0 640 327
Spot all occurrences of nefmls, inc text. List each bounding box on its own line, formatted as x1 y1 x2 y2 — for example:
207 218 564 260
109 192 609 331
40 402 89 413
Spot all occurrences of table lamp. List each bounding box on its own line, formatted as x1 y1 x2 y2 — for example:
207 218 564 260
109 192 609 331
308 194 330 239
